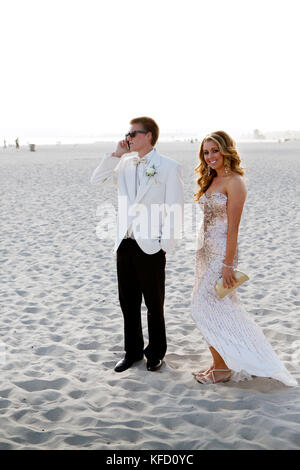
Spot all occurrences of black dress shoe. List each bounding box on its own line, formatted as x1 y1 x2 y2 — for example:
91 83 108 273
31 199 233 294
114 356 143 373
146 359 163 372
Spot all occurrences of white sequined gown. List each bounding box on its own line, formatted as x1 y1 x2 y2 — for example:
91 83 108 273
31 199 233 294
191 192 297 386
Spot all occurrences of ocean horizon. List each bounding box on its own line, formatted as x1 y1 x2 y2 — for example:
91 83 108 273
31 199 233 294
1 134 292 147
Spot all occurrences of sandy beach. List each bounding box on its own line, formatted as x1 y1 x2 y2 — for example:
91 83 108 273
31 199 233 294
0 140 299 450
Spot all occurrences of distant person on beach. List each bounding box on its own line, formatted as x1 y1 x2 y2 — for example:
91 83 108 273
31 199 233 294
3 140 6 148
15 138 19 149
91 117 184 373
191 130 297 386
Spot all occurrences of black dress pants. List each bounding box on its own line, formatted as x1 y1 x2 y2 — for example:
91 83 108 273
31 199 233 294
116 238 166 362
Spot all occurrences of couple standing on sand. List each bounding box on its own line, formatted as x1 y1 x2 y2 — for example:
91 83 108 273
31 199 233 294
91 116 296 387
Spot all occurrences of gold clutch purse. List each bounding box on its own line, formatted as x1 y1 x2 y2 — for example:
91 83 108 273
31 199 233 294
215 271 249 299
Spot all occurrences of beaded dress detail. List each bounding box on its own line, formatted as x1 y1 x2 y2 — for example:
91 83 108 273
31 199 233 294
191 192 297 386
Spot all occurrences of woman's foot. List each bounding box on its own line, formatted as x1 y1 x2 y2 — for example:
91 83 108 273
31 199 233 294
192 365 214 381
194 368 232 384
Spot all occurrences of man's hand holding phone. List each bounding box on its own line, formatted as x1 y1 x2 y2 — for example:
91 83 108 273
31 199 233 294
112 139 131 158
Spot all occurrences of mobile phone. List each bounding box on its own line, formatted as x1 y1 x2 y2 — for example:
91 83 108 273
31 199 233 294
126 140 130 150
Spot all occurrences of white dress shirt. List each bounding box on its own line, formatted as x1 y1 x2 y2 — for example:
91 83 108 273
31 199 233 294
125 149 155 239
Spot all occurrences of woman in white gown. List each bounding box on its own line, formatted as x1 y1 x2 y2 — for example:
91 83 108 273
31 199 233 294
191 131 297 386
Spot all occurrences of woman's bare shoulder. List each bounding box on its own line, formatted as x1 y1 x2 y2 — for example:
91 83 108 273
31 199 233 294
226 173 247 197
227 173 246 188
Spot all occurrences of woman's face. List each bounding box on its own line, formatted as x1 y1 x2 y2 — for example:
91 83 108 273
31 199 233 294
203 139 225 172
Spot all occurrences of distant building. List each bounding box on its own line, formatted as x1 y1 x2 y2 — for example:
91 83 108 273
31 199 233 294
253 129 265 140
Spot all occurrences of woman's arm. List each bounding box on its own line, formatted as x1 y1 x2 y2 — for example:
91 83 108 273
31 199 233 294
222 176 247 288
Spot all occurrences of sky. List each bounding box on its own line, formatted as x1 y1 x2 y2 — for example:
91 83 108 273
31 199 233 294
1 0 300 141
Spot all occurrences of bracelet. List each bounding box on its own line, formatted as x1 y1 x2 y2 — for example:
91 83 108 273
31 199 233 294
223 263 234 268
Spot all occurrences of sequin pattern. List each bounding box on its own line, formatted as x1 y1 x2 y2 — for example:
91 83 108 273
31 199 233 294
191 192 297 386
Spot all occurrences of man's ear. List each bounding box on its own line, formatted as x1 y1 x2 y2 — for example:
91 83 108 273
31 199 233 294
147 132 153 145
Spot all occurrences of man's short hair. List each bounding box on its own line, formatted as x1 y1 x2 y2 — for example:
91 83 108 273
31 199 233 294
130 116 159 146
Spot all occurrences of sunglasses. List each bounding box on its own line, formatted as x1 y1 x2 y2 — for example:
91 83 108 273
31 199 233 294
125 130 148 139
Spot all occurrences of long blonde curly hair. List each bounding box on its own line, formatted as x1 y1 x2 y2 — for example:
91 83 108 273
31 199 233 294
194 130 245 201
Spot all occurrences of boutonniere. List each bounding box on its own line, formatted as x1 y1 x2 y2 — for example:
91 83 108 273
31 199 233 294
145 164 159 183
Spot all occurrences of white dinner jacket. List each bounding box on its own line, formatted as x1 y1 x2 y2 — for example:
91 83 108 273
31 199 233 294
90 148 184 254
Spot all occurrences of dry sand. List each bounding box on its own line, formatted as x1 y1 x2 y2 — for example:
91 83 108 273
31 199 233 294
0 140 299 450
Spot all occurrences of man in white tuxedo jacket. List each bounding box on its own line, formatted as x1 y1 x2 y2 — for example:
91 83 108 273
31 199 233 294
91 117 184 372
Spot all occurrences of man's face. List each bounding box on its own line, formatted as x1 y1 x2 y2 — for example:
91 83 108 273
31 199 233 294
126 124 151 153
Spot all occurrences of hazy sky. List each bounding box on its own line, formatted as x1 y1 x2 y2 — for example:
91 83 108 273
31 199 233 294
1 0 300 139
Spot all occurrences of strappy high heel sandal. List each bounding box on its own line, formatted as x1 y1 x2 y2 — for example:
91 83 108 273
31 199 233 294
192 365 213 378
194 368 232 384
